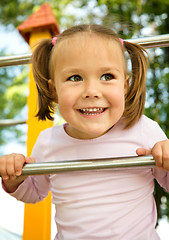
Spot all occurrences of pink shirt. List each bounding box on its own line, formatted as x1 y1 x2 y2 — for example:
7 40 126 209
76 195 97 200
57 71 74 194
7 115 169 239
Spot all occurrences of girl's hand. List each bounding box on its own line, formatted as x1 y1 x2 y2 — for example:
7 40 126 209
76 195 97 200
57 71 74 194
0 153 35 192
136 140 169 172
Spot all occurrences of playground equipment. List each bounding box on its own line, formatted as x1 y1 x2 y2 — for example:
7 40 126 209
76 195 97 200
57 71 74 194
0 155 155 177
0 3 169 240
0 3 60 240
0 34 169 68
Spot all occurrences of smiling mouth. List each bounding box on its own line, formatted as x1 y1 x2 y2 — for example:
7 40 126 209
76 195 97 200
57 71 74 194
79 107 107 115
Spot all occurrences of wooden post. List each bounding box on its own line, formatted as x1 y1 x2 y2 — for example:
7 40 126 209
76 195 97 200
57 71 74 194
17 3 59 239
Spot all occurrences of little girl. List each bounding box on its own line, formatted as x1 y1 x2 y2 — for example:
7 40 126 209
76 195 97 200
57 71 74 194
1 24 169 240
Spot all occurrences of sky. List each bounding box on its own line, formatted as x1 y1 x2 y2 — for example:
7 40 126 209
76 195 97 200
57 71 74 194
1 26 29 54
1 26 169 240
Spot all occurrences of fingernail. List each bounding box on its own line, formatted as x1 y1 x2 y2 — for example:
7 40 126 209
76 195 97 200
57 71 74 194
3 176 9 180
16 171 21 176
25 157 31 162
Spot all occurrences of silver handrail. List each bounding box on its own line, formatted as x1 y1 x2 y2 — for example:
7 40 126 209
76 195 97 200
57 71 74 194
128 34 169 48
0 119 27 127
0 53 31 67
0 34 169 67
0 155 155 177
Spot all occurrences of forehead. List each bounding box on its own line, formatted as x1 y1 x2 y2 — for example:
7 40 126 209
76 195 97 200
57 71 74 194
51 33 126 74
56 33 123 55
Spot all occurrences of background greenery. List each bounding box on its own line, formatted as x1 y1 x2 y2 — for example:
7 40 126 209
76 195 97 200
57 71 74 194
0 0 169 224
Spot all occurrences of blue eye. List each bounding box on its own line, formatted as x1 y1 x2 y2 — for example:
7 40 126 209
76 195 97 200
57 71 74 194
67 75 82 82
101 73 115 81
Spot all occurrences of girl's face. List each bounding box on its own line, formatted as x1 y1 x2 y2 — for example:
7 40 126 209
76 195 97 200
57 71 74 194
51 34 129 139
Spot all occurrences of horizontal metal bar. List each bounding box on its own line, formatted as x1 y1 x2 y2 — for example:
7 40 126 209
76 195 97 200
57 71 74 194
0 34 169 68
0 53 32 67
0 155 155 177
0 119 27 127
128 34 169 48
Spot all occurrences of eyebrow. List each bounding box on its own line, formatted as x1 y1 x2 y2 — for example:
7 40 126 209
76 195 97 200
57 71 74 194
61 66 122 75
98 66 121 73
61 68 82 75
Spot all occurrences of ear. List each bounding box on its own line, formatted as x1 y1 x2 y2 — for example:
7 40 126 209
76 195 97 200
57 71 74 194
124 75 129 96
48 80 58 103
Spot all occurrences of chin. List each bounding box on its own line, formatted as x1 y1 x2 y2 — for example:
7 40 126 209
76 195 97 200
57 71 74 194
87 130 107 139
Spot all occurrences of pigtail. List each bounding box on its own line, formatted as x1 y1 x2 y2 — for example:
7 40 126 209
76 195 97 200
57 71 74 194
31 39 55 121
123 41 149 128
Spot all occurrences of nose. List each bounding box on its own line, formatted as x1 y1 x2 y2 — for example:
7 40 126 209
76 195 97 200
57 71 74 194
82 80 102 99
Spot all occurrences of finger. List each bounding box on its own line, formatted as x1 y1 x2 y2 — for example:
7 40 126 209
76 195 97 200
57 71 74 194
0 156 9 180
14 156 35 176
161 141 169 171
25 157 35 164
136 148 151 156
152 143 163 169
14 154 26 176
6 154 16 179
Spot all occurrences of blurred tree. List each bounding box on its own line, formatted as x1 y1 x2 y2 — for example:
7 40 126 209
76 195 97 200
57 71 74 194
0 49 28 152
142 0 169 225
0 0 86 29
0 0 169 224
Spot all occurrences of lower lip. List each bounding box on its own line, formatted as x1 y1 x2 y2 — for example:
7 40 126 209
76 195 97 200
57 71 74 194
78 109 107 119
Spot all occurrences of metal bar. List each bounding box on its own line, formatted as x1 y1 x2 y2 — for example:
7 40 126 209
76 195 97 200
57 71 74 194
0 34 169 68
0 53 31 67
0 155 155 177
128 34 169 48
0 119 27 127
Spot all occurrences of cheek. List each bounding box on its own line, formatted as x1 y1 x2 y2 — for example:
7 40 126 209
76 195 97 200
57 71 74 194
57 89 76 116
108 87 125 108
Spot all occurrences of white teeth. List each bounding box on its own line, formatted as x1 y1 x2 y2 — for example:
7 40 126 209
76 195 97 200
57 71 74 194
80 107 105 115
81 108 103 112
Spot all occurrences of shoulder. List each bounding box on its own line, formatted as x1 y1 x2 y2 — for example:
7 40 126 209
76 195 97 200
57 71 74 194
137 115 167 148
139 114 158 125
115 115 161 136
115 115 167 151
37 124 64 141
31 124 65 161
35 123 69 148
138 115 164 133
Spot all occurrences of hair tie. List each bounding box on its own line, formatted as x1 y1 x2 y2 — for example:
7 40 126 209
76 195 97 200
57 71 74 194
52 37 57 46
119 38 124 46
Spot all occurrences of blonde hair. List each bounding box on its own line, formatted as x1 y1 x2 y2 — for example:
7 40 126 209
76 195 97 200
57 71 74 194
32 24 148 128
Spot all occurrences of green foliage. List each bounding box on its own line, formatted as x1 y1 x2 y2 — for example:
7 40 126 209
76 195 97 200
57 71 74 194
0 50 28 148
3 68 28 118
0 0 81 29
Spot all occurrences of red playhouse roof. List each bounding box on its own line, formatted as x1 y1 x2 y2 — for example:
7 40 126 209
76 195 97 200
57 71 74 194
17 3 60 43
